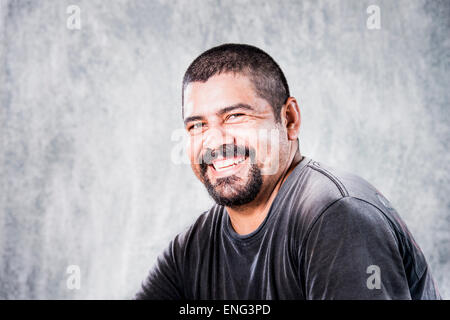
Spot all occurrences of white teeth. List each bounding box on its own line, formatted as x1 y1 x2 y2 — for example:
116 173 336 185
212 157 245 171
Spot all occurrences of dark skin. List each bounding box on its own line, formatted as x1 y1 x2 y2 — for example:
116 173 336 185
183 73 302 235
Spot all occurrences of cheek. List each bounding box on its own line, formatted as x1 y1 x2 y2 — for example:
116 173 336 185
254 129 287 175
254 131 280 158
190 162 202 179
187 136 202 165
231 127 257 146
187 138 205 181
233 128 281 165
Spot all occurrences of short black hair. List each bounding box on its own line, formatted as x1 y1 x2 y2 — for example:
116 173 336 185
182 43 290 122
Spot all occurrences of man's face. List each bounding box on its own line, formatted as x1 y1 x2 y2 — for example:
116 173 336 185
183 73 290 207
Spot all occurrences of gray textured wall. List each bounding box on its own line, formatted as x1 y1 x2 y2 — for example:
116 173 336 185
0 0 448 299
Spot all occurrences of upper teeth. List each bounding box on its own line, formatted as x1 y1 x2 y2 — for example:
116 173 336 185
212 157 245 171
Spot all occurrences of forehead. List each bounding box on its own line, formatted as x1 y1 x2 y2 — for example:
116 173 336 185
183 73 266 119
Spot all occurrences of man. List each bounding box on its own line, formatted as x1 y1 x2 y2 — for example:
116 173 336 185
135 44 441 299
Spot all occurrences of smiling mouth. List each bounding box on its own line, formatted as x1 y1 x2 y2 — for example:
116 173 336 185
211 156 246 172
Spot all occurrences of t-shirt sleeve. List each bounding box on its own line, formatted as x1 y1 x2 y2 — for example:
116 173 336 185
300 196 412 299
134 237 184 300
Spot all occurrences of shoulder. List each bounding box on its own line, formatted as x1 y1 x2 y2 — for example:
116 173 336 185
310 196 395 237
287 158 398 240
303 159 388 206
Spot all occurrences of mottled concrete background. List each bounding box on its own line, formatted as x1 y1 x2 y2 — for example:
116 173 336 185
0 0 448 299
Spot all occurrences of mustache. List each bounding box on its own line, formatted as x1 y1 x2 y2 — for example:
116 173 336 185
198 144 256 165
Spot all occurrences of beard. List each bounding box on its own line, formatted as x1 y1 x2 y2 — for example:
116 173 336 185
199 145 263 207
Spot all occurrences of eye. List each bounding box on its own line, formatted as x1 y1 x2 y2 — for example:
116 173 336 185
188 122 204 131
226 113 245 121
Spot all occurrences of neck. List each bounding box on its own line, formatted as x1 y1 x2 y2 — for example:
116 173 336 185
226 146 303 235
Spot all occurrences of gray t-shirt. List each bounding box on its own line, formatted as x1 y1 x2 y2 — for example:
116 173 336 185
135 156 441 299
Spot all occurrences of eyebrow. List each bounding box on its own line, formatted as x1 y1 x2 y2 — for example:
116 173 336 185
183 103 255 127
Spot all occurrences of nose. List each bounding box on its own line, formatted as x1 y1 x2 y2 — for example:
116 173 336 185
202 126 234 154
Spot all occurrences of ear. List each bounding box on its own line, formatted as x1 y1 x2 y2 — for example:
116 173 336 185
282 97 301 141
